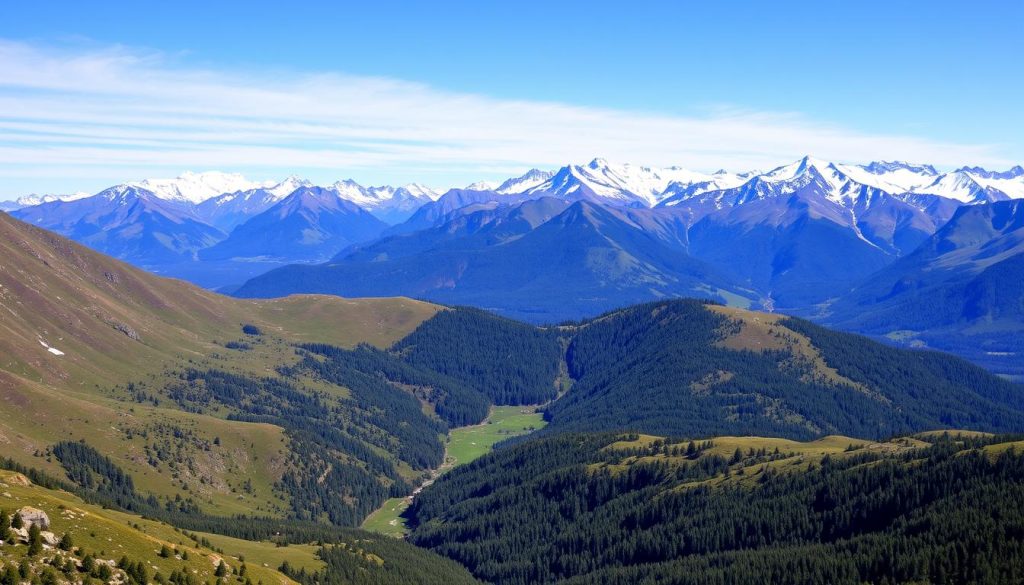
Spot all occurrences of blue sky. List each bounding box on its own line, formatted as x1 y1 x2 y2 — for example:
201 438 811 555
0 0 1021 198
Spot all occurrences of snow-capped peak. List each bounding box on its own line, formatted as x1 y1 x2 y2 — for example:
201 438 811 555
14 192 90 207
325 181 438 210
527 159 734 207
836 160 938 193
496 169 556 194
268 175 313 198
911 166 1024 203
398 183 441 200
760 156 837 182
465 180 500 191
130 171 271 204
954 165 1024 180
862 160 939 177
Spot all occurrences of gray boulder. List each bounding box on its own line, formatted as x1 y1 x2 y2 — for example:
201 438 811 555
16 507 50 530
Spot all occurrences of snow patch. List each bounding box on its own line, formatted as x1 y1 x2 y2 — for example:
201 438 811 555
37 338 65 357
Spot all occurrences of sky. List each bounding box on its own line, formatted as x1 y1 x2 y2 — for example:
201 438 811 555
0 0 1021 199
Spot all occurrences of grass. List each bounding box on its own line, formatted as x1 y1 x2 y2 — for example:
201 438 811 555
445 406 546 468
186 532 324 573
884 330 920 342
360 406 547 537
360 498 412 538
983 440 1024 457
708 305 874 395
693 284 755 309
0 469 311 582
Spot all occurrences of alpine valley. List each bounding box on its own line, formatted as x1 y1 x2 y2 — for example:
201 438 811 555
3 208 1024 584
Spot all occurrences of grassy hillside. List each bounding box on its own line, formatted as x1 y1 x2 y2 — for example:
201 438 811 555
0 211 439 524
407 431 1024 584
0 468 305 585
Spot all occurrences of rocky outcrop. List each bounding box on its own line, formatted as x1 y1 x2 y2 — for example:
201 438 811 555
16 506 50 530
112 321 141 341
5 473 30 486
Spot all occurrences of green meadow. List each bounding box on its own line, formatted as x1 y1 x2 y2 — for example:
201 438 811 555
361 406 546 537
446 406 546 468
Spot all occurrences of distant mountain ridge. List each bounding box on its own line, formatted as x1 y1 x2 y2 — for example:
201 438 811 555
200 185 389 262
8 156 1024 373
8 173 441 284
825 199 1024 376
234 198 757 321
8 156 1024 214
11 184 227 265
235 156 995 319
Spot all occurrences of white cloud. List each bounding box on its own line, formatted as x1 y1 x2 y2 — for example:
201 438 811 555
0 38 1016 195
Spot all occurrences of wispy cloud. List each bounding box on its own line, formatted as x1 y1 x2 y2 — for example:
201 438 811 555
0 39 1015 195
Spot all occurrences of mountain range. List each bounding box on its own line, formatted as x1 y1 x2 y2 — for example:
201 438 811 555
6 157 1024 374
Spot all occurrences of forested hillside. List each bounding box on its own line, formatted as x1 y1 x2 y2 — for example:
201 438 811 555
408 432 1024 584
546 300 1024 439
390 307 563 405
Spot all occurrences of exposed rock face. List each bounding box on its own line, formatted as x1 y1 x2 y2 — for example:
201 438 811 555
113 322 141 341
16 506 50 530
5 473 30 486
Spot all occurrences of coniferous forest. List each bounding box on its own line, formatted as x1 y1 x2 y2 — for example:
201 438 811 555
547 300 1024 439
408 432 1024 585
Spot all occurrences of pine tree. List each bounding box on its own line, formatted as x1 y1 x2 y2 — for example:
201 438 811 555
27 524 43 556
97 563 113 580
58 532 74 551
730 447 744 464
